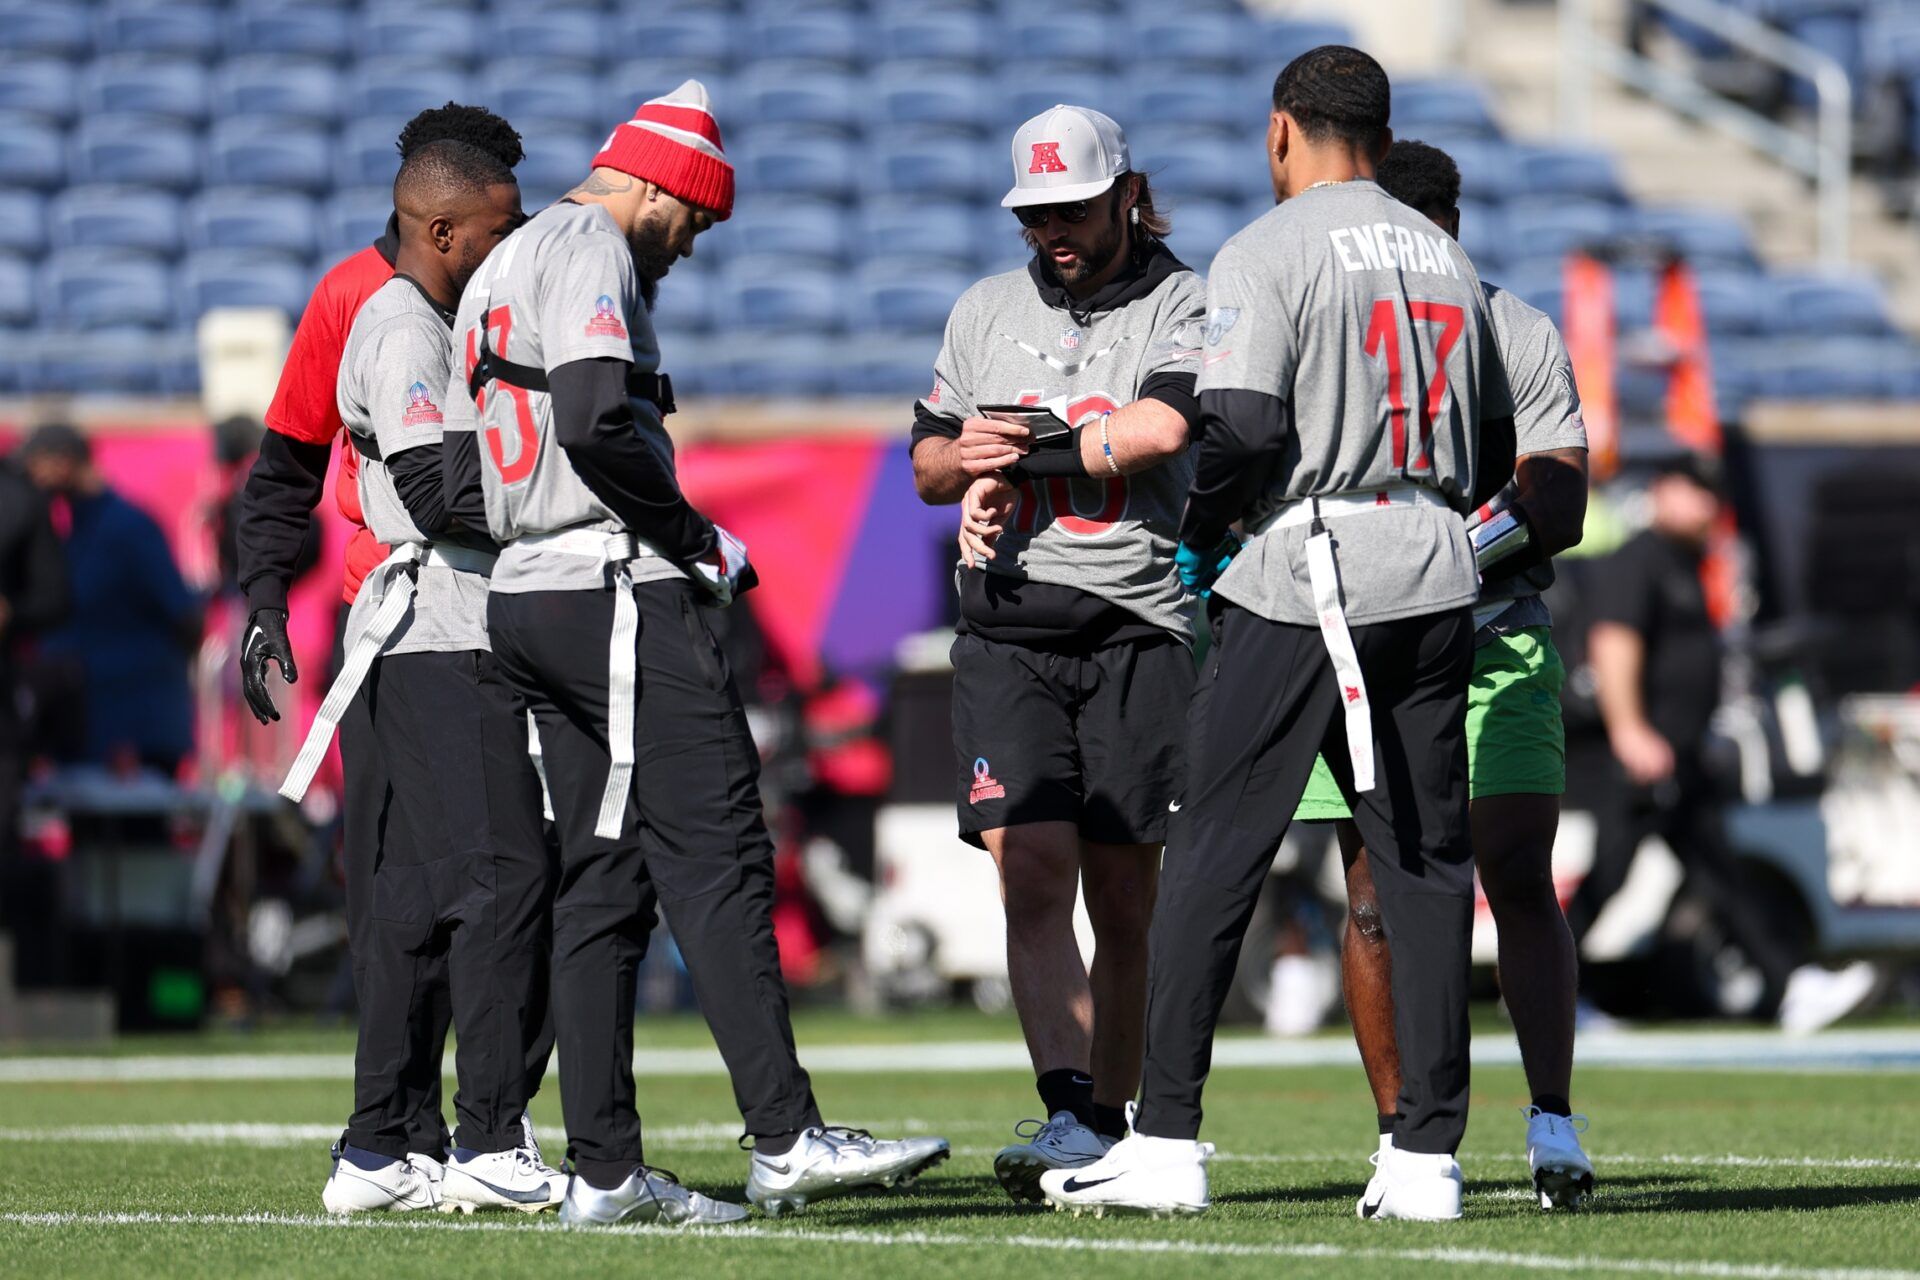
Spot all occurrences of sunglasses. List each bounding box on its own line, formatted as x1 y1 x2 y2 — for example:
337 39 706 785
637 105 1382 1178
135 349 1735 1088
1013 200 1093 228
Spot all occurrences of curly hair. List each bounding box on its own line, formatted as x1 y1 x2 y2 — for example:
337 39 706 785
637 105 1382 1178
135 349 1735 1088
1376 140 1461 219
1271 45 1391 150
395 103 524 170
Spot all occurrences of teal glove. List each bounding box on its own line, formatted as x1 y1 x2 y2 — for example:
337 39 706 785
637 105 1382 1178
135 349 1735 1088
1175 536 1241 597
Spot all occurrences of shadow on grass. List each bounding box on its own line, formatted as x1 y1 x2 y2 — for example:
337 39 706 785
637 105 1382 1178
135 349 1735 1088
1588 1181 1920 1214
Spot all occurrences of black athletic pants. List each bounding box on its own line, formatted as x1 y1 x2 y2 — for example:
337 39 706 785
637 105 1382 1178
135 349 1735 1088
1135 603 1477 1155
489 579 820 1187
342 648 555 1159
1570 759 1799 1016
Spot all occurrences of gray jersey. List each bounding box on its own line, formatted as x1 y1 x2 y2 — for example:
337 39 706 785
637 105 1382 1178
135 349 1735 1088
336 275 493 655
1469 283 1588 638
1199 180 1511 627
445 201 686 595
918 254 1206 638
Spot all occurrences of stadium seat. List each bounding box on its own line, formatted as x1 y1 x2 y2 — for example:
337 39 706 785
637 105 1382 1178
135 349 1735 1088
95 4 223 60
714 256 847 333
177 249 314 323
481 58 605 130
0 255 35 326
989 71 1129 131
1515 143 1628 202
1454 199 1506 273
1501 197 1626 262
186 190 318 258
511 123 596 205
70 113 201 191
970 208 1029 274
649 262 715 338
348 60 473 124
1000 17 1114 69
1129 76 1261 131
746 11 861 65
716 333 843 397
873 70 990 129
207 119 333 195
334 119 409 190
1142 133 1261 203
1251 18 1355 68
1692 270 1773 336
735 62 862 130
1160 199 1241 266
607 11 734 64
835 333 944 397
0 56 78 122
1772 272 1896 336
356 9 480 68
857 197 979 271
0 112 66 190
212 58 342 126
864 127 999 201
1862 3 1920 78
1771 0 1866 107
733 126 858 201
485 9 607 63
1393 77 1503 138
48 185 183 255
41 248 176 329
0 4 94 59
0 190 46 255
38 328 201 395
78 56 209 123
603 60 730 125
848 260 972 333
878 11 995 64
725 195 852 268
1490 264 1566 328
226 4 354 59
1631 206 1759 269
1436 136 1527 203
321 188 394 260
1130 14 1248 68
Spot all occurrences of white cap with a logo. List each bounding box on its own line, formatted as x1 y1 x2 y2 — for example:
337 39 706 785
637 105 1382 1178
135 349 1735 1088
1001 104 1130 208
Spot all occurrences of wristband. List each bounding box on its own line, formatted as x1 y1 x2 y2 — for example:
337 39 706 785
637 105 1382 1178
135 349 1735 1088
1099 411 1119 476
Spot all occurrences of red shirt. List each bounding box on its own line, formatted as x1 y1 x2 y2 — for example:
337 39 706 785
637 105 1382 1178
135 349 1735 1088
263 242 396 604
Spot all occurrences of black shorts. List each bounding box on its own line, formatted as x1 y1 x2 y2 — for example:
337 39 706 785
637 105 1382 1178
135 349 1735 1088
950 630 1193 847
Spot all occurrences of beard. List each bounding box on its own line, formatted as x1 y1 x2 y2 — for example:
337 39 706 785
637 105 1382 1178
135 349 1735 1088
629 214 676 312
1023 218 1126 286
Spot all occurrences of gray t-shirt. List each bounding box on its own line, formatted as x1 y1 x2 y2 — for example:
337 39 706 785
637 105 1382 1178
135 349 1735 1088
445 200 686 595
337 275 494 656
1469 283 1589 639
918 255 1206 639
1199 180 1511 627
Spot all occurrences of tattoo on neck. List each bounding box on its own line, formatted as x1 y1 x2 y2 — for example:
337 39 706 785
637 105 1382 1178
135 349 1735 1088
569 171 635 198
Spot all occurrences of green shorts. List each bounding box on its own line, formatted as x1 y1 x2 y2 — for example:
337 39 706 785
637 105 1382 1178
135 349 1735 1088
1295 625 1566 822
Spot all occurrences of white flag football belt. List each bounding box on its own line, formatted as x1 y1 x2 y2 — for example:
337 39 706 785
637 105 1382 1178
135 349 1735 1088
279 541 499 804
1255 485 1451 795
514 527 661 839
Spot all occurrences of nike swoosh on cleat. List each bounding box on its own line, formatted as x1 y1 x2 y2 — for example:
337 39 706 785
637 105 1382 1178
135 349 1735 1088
1167 801 1182 812
455 1173 551 1204
758 1161 792 1176
1060 1175 1120 1193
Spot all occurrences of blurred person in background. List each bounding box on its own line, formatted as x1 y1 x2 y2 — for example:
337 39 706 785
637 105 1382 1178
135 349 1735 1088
19 424 201 776
0 444 68 940
1574 451 1875 1033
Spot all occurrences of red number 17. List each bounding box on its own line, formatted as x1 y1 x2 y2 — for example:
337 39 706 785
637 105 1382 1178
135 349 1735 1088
1363 298 1465 475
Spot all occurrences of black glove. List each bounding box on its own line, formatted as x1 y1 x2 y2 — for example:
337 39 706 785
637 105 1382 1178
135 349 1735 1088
241 608 297 725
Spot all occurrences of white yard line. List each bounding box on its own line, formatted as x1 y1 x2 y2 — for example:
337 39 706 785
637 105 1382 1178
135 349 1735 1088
0 1028 1914 1085
0 1211 1912 1280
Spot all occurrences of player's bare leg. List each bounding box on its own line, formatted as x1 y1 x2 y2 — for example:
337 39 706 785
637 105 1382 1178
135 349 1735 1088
1079 841 1160 1113
1338 826 1402 1218
1474 794 1575 1104
986 821 1096 1073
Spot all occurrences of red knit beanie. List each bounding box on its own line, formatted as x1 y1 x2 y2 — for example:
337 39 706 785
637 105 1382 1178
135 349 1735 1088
592 79 734 220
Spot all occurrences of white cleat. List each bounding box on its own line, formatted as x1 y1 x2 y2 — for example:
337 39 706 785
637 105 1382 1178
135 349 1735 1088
1359 1146 1463 1221
409 1150 446 1199
1037 1106 1211 1220
1355 1133 1393 1219
1779 962 1877 1036
440 1146 564 1214
746 1125 952 1217
516 1113 567 1207
994 1111 1111 1205
321 1144 439 1215
1525 1107 1594 1211
558 1166 749 1227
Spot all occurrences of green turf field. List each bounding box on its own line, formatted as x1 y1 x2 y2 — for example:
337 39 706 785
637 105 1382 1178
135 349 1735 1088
0 1011 1914 1279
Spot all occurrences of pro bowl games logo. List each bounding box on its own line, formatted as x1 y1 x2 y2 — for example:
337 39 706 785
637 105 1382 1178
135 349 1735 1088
401 381 443 428
585 293 628 339
968 757 1005 805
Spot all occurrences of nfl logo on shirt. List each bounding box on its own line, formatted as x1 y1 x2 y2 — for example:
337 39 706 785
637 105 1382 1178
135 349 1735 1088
1060 328 1081 351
